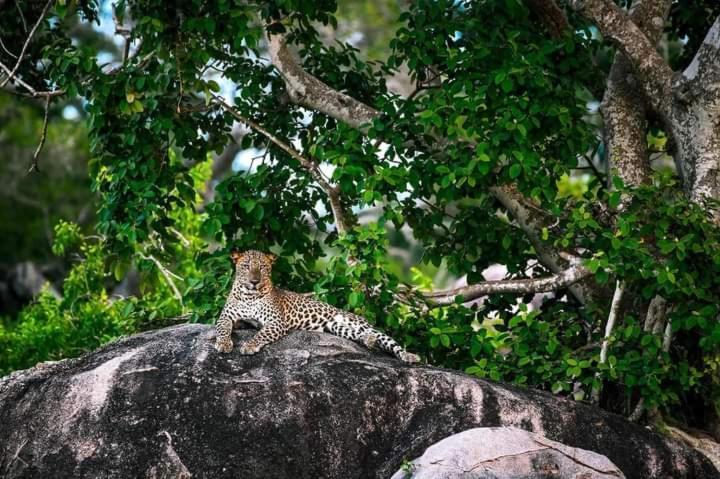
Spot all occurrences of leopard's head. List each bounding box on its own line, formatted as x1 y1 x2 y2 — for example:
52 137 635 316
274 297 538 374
231 250 277 295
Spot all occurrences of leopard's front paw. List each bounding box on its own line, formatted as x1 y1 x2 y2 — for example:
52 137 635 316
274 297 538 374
215 338 234 353
238 342 261 355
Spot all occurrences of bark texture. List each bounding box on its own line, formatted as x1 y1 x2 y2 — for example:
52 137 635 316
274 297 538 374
267 33 379 131
600 0 671 188
0 324 717 479
674 17 720 209
575 1 720 219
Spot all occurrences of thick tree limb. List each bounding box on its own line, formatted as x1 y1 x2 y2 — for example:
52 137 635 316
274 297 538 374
630 296 671 421
214 95 352 235
572 0 674 119
424 262 592 306
265 28 598 304
673 16 720 215
601 0 672 188
682 16 720 86
643 295 667 332
266 32 380 131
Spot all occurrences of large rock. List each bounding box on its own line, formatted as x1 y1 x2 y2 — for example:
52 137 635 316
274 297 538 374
0 324 717 479
391 427 624 478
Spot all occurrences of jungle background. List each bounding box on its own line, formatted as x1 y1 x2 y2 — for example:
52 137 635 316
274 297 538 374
1 0 720 447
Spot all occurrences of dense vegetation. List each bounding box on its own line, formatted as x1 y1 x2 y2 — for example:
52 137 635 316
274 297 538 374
1 0 719 438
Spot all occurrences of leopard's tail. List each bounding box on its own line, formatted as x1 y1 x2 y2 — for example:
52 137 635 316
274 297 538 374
324 313 420 363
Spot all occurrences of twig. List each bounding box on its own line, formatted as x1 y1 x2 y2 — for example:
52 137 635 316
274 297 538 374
0 59 64 98
138 253 183 304
14 0 27 33
112 4 132 64
592 279 625 403
28 94 50 173
0 37 18 59
572 341 601 355
0 0 53 89
169 227 191 247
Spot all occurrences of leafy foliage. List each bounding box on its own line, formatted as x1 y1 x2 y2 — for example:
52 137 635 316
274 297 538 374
2 0 719 430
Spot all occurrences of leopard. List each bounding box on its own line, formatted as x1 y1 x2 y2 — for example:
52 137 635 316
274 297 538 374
214 250 420 363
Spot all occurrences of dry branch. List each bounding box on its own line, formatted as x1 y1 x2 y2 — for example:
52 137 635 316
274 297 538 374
0 0 53 89
592 279 625 404
28 94 50 173
424 262 592 306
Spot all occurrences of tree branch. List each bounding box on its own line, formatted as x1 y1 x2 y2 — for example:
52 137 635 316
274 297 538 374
213 95 352 235
14 0 28 33
0 0 53 89
266 32 380 131
572 0 674 119
138 253 183 305
592 279 625 403
490 184 593 305
424 262 592 306
0 59 65 98
681 16 720 94
600 280 624 364
264 27 606 304
600 0 672 188
28 94 50 173
0 36 18 59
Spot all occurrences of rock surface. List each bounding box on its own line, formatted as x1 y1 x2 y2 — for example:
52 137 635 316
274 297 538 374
391 426 625 478
0 324 717 479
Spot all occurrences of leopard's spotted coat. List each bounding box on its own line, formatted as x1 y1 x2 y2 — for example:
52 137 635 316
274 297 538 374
214 250 420 363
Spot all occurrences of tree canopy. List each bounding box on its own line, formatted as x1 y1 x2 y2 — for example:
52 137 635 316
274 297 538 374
1 0 720 440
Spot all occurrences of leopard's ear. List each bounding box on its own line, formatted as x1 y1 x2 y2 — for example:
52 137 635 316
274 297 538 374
230 251 245 264
265 252 278 265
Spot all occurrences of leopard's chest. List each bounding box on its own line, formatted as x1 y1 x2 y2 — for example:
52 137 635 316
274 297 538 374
228 295 278 328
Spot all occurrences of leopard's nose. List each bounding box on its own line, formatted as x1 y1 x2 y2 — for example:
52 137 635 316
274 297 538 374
250 278 260 285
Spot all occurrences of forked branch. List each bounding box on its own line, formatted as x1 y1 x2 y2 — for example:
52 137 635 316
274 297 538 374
571 0 674 118
0 0 53 89
265 29 595 303
213 95 351 235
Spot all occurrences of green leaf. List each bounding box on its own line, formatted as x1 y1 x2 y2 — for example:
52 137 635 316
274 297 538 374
348 291 364 307
207 80 221 92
